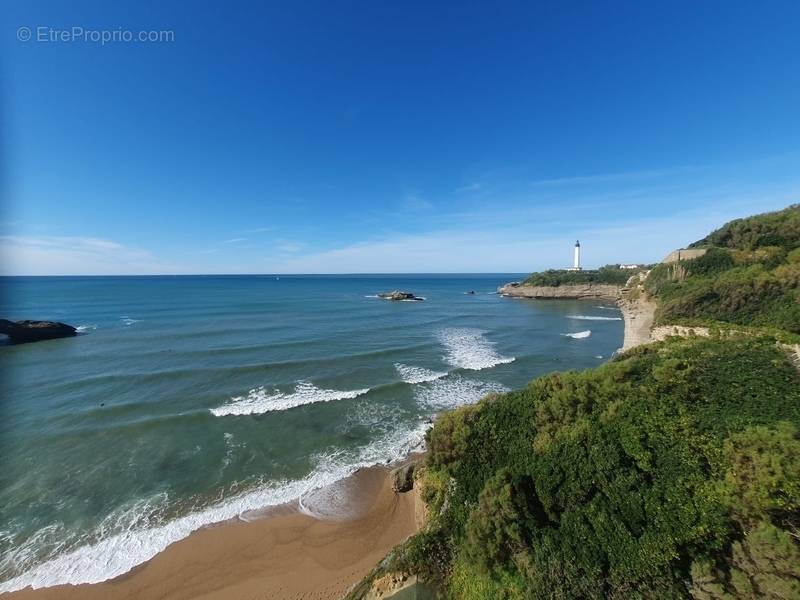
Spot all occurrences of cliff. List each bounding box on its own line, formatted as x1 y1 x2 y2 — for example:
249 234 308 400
497 282 621 300
618 295 657 351
347 205 800 600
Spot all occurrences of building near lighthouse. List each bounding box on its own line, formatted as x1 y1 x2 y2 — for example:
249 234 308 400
566 240 582 271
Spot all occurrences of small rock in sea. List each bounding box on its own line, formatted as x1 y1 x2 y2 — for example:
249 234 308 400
377 290 424 301
0 319 77 344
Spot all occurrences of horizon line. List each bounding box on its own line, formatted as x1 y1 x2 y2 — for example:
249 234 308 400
0 271 534 278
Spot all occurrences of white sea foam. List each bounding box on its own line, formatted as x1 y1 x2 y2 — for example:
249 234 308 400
120 317 141 326
221 432 241 470
594 306 620 311
414 375 509 410
75 324 97 332
0 420 430 593
210 381 370 417
298 420 429 520
562 330 591 339
438 328 515 370
394 363 447 384
363 294 379 298
566 315 622 321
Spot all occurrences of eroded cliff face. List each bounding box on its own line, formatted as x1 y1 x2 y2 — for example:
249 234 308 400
618 296 657 351
497 283 622 300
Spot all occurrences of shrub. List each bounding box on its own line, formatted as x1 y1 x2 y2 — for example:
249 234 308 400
524 265 642 287
415 336 800 597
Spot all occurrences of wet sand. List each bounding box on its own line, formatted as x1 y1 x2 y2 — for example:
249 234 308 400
5 465 421 600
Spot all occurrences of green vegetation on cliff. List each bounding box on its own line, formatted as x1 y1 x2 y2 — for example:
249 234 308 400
645 205 800 334
350 206 800 600
690 204 800 252
397 336 800 599
524 265 644 287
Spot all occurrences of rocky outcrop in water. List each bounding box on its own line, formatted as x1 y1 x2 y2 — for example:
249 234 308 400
378 291 424 301
0 319 77 343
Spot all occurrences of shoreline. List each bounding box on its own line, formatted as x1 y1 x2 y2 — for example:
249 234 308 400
497 281 657 352
4 463 423 600
3 291 637 600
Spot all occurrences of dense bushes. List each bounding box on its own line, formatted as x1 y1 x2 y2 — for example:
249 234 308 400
410 336 800 598
351 206 800 600
690 204 800 251
524 265 642 287
644 206 800 333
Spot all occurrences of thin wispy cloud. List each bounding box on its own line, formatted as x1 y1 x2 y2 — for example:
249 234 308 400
455 182 482 193
266 193 796 274
276 241 305 254
530 168 677 187
0 235 180 275
4 156 798 275
402 194 434 212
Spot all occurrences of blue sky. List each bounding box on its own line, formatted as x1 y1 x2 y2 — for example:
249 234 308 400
2 1 800 274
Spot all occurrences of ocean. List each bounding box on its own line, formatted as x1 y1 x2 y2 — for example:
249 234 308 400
0 275 623 592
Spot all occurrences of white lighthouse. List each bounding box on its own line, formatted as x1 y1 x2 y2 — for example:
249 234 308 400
567 240 582 271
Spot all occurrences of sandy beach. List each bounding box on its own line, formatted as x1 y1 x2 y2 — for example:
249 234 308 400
4 465 421 600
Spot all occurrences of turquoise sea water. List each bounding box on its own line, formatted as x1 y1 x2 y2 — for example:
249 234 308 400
0 275 623 591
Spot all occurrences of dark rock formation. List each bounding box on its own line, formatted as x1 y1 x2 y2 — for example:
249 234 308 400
0 319 78 343
378 290 424 301
497 282 622 300
390 462 416 493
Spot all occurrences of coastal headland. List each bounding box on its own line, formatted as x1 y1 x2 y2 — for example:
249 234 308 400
497 282 622 300
498 268 658 352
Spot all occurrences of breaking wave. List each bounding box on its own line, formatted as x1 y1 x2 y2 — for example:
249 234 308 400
210 381 370 417
0 418 429 593
438 328 515 371
562 330 591 339
566 315 622 321
394 363 447 384
413 375 509 410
